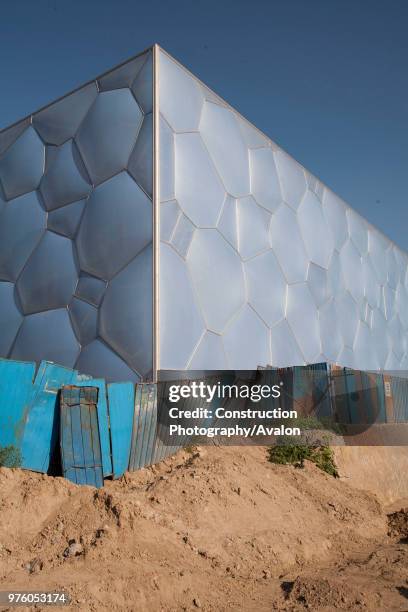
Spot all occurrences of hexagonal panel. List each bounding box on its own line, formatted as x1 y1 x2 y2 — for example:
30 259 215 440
128 113 152 197
16 231 77 314
11 308 79 367
171 214 195 258
319 299 342 363
270 319 305 367
47 199 86 238
340 239 364 303
327 251 344 297
200 102 250 197
217 195 238 250
0 192 45 281
0 127 44 200
40 140 91 210
160 243 205 369
238 116 270 148
98 53 147 91
69 297 98 346
160 116 175 201
269 204 308 284
249 147 281 212
307 263 329 307
132 51 153 114
371 308 389 368
362 254 380 309
335 291 359 348
322 190 348 251
161 199 181 242
159 50 203 132
0 118 30 156
100 245 152 377
76 172 152 280
187 331 228 370
274 150 306 210
368 228 388 284
396 284 408 330
223 305 270 369
387 315 404 361
286 284 320 362
386 247 400 290
33 82 98 145
187 229 245 333
76 89 143 185
298 190 333 268
0 282 23 355
75 274 107 307
75 339 140 383
347 209 368 255
382 285 396 320
237 196 271 260
337 346 355 369
354 321 379 370
175 132 225 227
245 250 287 327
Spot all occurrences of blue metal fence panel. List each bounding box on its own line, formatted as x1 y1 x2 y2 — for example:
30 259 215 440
75 379 112 477
391 376 408 422
20 362 78 472
108 382 135 479
129 384 157 470
0 359 36 448
60 386 103 487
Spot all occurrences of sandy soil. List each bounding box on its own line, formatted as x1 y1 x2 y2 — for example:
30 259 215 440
0 445 407 611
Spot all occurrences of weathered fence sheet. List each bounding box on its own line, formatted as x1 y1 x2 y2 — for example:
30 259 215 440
60 386 103 487
129 383 157 470
108 382 134 479
0 359 36 448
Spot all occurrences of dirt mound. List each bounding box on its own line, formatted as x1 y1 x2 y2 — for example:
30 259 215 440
388 507 408 540
0 446 406 610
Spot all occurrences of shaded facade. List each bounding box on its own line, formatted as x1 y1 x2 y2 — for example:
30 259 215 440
0 45 407 381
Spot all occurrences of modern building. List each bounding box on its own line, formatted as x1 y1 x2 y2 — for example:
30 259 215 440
0 44 407 382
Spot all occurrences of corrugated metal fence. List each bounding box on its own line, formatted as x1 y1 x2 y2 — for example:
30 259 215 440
1 358 408 487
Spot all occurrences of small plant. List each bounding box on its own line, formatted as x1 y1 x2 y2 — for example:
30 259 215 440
268 441 338 477
0 445 22 468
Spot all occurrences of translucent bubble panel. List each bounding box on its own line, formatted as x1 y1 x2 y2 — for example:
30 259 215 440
0 127 44 199
158 47 408 371
0 282 23 355
16 231 78 314
33 83 98 145
160 244 205 370
187 230 245 333
175 132 225 227
76 89 143 185
200 102 250 197
11 309 80 367
0 51 153 382
40 140 91 210
0 192 45 281
99 245 152 378
159 51 203 132
76 172 152 280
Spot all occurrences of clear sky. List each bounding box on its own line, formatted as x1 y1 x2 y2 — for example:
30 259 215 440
1 0 407 250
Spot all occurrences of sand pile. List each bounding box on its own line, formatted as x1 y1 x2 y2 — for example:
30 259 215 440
0 445 407 611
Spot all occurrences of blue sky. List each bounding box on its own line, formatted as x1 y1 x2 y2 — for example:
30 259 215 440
1 0 407 250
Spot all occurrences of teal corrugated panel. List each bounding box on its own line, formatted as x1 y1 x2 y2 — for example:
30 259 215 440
108 382 135 479
21 361 78 472
0 359 36 448
129 383 157 470
60 386 103 487
75 379 112 477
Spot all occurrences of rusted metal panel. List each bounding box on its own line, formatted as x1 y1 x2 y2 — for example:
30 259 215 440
108 382 134 479
0 358 36 449
60 386 103 487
